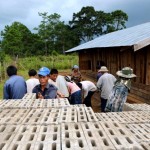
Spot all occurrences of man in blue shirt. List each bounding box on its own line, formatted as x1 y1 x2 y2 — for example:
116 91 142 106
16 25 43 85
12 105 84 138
32 67 58 99
3 65 27 99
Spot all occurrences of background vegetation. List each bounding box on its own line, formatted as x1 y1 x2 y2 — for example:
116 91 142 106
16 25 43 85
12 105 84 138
0 6 128 57
0 54 78 99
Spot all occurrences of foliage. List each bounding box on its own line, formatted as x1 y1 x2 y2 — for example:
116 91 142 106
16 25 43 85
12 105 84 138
69 6 128 42
34 13 80 55
1 22 33 56
0 7 128 56
16 54 78 71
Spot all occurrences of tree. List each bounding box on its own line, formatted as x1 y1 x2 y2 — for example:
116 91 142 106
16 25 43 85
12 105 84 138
111 10 128 30
69 6 128 43
69 6 99 42
1 22 33 57
35 12 80 54
34 13 62 55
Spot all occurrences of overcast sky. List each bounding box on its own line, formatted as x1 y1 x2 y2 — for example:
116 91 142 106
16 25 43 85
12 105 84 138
0 0 150 34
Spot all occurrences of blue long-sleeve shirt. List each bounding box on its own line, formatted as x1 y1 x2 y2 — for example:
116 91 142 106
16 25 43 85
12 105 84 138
3 75 27 99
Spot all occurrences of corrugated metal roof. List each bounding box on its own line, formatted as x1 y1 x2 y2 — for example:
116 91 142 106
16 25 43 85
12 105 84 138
66 22 150 53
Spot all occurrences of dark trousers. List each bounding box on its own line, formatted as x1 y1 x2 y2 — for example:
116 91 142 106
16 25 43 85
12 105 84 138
101 98 107 112
83 91 95 107
71 90 82 104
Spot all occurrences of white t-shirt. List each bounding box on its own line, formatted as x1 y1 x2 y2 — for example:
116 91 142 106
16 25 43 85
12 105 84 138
48 78 57 87
80 81 97 98
26 78 39 93
48 75 69 97
97 73 116 99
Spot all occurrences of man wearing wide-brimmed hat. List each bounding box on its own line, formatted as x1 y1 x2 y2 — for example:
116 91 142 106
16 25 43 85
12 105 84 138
105 67 136 112
97 66 116 112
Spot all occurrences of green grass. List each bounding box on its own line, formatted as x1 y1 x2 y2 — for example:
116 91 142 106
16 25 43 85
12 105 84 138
0 54 78 99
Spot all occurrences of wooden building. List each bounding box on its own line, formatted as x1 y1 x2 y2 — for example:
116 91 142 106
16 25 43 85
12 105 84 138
66 22 150 104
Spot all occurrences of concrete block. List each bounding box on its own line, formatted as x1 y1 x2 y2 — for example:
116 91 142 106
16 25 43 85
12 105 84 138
100 122 143 149
81 122 103 131
7 142 35 150
42 98 70 108
76 107 87 122
34 142 61 150
98 112 118 122
62 139 89 150
0 133 17 150
84 107 98 122
1 109 30 125
41 113 60 125
61 123 82 132
94 113 104 121
39 124 60 135
17 125 41 134
140 142 150 150
121 111 150 123
59 108 77 123
22 93 36 99
124 123 150 142
22 109 49 125
81 129 103 150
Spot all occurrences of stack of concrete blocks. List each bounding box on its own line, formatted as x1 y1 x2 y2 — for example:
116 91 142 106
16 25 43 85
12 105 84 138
123 102 150 111
123 123 150 150
95 110 150 149
95 111 150 124
99 121 143 149
0 96 149 150
0 124 21 149
0 109 30 125
42 98 70 108
80 122 116 150
0 98 70 109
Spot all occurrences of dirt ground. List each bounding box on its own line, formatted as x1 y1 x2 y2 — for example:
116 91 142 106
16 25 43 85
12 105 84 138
91 91 101 112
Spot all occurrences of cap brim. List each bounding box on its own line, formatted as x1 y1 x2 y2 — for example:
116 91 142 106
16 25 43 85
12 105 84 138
116 71 136 78
38 72 47 76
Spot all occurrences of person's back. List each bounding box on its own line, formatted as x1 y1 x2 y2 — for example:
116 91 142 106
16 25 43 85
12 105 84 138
65 76 82 104
97 72 116 99
26 69 39 93
80 81 97 98
4 66 27 99
56 75 69 97
96 66 116 112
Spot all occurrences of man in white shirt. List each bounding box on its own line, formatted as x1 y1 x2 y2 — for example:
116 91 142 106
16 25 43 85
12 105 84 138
26 69 39 93
97 66 116 112
48 69 69 97
79 81 97 107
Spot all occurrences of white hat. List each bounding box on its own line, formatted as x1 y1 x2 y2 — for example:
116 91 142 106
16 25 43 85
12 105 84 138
99 66 108 72
116 67 136 78
73 65 79 69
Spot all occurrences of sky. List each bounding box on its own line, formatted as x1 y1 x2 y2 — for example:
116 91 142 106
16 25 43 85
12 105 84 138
0 0 150 34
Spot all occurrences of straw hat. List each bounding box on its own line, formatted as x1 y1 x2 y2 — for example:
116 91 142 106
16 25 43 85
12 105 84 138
99 66 108 72
116 67 136 78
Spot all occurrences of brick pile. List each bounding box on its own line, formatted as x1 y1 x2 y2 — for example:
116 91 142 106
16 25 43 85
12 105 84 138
0 93 149 149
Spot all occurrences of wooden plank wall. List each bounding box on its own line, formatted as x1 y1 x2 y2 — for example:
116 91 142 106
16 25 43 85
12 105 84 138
78 46 150 104
146 45 150 85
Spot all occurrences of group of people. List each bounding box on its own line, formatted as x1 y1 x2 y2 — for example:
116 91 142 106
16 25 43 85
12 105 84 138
97 66 136 112
3 65 97 108
3 64 136 112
